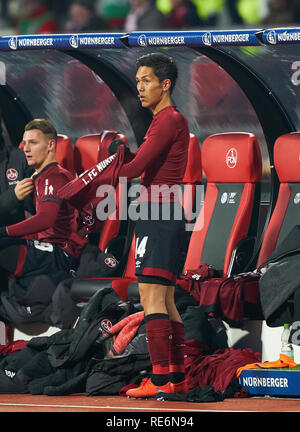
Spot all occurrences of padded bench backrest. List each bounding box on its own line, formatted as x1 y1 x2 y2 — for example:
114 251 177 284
184 132 262 277
181 133 203 224
257 132 300 266
74 131 128 174
55 134 76 177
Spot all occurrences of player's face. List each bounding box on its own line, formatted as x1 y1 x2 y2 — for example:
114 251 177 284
136 66 169 113
23 129 54 172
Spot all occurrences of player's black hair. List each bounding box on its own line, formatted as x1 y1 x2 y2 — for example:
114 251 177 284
136 53 178 93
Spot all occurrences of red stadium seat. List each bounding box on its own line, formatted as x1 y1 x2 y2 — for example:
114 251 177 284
71 133 203 302
55 134 76 177
73 131 128 175
183 134 202 184
20 134 76 177
256 132 300 267
183 132 262 277
181 133 203 224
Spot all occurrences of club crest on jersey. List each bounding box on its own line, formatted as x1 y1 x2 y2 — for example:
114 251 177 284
6 168 18 181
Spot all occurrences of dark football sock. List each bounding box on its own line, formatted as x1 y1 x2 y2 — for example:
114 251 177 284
145 313 171 386
169 320 186 383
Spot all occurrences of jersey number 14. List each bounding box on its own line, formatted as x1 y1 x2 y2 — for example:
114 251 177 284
135 236 148 258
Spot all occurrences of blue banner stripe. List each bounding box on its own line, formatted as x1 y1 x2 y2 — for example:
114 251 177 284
1 28 300 51
0 33 125 51
127 30 261 48
261 28 300 45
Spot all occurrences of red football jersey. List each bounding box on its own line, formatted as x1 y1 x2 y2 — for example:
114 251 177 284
119 106 189 202
7 163 87 259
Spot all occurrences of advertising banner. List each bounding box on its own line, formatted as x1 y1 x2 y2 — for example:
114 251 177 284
240 369 300 396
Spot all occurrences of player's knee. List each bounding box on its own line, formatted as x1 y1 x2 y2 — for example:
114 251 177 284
138 283 167 311
165 285 175 304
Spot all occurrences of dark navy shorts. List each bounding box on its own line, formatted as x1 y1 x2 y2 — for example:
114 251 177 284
134 201 187 284
0 237 78 287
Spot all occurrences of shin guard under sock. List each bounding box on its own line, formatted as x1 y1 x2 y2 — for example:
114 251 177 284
145 313 171 386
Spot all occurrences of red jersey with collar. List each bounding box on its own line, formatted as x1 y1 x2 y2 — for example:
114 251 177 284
7 163 87 259
119 105 189 202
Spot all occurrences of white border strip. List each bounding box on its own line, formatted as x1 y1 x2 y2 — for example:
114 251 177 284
0 402 252 412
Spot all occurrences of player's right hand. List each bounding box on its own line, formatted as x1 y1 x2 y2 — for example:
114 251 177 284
14 178 34 201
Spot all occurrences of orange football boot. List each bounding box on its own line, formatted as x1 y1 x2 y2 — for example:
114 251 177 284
126 378 171 398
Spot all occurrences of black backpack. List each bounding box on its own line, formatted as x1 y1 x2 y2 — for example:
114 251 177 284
46 287 137 368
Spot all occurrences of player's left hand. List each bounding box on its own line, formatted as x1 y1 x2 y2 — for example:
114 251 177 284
108 139 128 155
